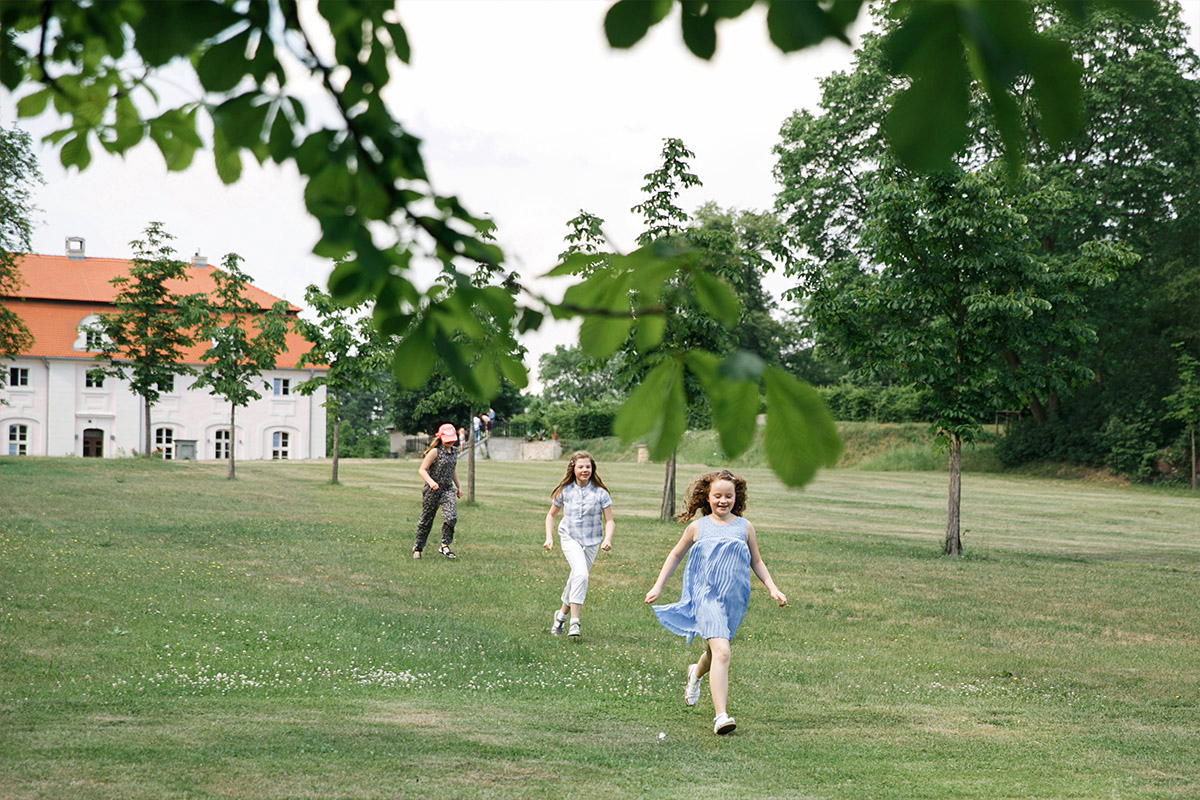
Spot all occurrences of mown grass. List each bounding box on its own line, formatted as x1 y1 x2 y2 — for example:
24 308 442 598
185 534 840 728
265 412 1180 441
573 423 1007 473
1 455 1197 799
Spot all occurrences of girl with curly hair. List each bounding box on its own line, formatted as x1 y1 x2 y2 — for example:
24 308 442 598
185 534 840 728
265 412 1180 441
645 469 787 734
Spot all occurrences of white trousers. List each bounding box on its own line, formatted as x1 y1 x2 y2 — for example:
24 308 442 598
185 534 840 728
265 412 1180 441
559 535 599 607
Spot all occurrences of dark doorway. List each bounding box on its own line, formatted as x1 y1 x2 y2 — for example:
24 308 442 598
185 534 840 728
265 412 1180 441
83 428 104 458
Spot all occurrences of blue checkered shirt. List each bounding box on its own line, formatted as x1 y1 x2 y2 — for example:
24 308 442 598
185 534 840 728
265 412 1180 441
554 482 612 547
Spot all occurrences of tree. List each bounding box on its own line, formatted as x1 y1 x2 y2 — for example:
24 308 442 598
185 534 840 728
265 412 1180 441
93 223 203 457
996 3 1200 471
774 9 1153 549
538 345 624 406
1163 344 1200 490
5 0 1109 489
294 283 388 485
859 165 1127 553
191 254 291 479
0 124 41 383
632 137 701 522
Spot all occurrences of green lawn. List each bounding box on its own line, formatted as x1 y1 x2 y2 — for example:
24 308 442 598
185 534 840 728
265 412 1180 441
1 456 1196 799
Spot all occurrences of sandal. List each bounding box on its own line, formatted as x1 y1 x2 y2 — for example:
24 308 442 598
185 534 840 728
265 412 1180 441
438 545 457 560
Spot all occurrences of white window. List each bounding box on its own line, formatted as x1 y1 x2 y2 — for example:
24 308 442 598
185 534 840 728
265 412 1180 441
8 367 29 387
214 429 230 460
155 427 175 460
85 372 105 388
74 315 106 351
273 378 290 396
8 424 28 455
271 431 290 460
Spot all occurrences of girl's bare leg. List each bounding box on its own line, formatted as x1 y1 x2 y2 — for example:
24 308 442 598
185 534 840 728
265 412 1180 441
704 638 732 717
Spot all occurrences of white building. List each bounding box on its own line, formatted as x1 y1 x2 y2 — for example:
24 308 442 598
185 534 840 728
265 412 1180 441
1 239 327 460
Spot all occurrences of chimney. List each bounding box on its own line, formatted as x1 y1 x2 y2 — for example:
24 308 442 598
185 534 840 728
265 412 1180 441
192 251 208 268
66 236 85 260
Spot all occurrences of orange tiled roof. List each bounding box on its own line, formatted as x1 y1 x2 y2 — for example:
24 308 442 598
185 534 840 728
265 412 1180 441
4 253 322 369
11 253 300 311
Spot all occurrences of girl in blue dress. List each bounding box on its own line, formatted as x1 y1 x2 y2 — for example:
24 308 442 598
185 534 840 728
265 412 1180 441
645 469 787 735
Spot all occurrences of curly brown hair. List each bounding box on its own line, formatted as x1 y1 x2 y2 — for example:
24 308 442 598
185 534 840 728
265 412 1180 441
550 451 610 500
675 469 747 523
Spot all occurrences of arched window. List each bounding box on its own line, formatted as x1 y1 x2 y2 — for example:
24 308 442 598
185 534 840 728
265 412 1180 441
155 427 175 459
73 315 106 351
214 428 231 460
271 430 290 460
7 424 28 455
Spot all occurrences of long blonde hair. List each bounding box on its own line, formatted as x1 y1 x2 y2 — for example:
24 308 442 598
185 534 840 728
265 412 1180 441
550 450 609 499
676 469 747 523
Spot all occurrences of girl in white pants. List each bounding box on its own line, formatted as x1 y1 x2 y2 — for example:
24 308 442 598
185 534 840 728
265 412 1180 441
543 451 614 637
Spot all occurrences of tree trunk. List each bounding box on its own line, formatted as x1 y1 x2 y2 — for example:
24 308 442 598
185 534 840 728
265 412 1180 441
331 413 340 485
659 450 677 522
467 406 476 503
1191 426 1197 491
227 405 236 480
944 433 963 556
143 395 152 457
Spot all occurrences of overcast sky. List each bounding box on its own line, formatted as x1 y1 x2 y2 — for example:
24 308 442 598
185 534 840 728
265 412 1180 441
5 1 1198 391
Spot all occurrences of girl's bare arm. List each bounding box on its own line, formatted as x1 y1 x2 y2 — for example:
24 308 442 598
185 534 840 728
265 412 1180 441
645 523 697 603
747 521 787 606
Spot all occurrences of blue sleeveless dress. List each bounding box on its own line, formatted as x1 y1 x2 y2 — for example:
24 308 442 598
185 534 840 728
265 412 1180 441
653 515 752 642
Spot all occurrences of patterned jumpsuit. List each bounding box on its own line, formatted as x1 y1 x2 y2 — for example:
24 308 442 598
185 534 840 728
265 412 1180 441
413 444 458 552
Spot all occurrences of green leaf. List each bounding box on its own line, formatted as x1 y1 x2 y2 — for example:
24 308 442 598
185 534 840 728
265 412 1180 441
392 327 436 390
196 30 251 93
680 8 717 60
327 259 370 305
16 88 50 117
212 125 243 185
605 0 673 49
497 352 528 389
579 314 632 359
688 351 759 457
268 106 294 163
517 308 544 334
634 313 666 351
614 359 673 442
614 358 686 459
474 354 501 400
766 0 838 52
108 95 145 154
133 1 241 68
763 366 841 486
60 132 91 171
707 1 756 21
691 269 739 326
1029 39 1083 148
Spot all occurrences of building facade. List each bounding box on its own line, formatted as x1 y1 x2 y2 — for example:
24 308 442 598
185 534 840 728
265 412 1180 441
1 240 327 460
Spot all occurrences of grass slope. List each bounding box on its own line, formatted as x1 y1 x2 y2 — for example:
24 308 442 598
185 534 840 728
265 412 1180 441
1 456 1196 799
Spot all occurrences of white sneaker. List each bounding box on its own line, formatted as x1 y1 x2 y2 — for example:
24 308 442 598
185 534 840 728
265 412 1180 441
568 619 581 637
550 612 567 636
684 664 703 706
713 713 736 735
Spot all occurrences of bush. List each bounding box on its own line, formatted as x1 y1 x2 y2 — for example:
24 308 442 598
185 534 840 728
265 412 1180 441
818 383 930 422
520 400 620 440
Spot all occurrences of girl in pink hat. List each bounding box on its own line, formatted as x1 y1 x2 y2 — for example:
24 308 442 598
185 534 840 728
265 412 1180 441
413 423 462 559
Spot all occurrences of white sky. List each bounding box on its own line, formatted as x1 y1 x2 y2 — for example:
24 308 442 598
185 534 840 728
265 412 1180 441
4 1 1198 391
